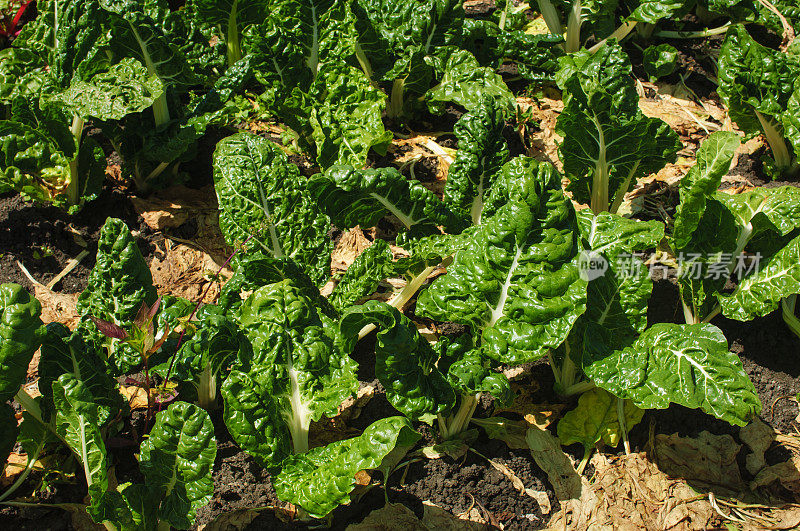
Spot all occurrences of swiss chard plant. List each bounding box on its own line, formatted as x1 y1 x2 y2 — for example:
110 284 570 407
555 41 681 214
718 25 800 178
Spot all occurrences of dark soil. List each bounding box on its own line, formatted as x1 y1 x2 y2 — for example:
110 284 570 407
0 185 157 294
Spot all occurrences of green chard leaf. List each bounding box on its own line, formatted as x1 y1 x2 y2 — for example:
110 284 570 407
308 63 392 169
309 164 467 234
425 48 515 115
0 283 45 403
273 416 420 518
642 44 678 81
444 96 509 225
213 132 333 287
416 159 587 365
340 301 456 421
140 402 216 529
52 373 111 490
222 280 358 466
329 239 395 313
573 210 664 354
39 323 124 415
673 131 740 249
188 0 269 65
583 323 761 426
437 332 512 403
556 42 681 212
76 218 157 374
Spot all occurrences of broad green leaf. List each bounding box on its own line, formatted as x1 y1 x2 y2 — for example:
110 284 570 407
308 63 392 169
0 119 73 208
437 333 511 402
340 301 456 421
629 0 688 24
575 210 664 353
218 253 334 317
0 48 48 103
309 164 467 234
556 42 681 211
718 231 800 321
49 58 164 121
52 373 111 490
642 43 678 81
223 280 358 464
329 239 394 313
39 323 123 414
557 387 643 451
718 25 800 138
76 218 157 374
0 283 44 402
103 3 197 94
584 323 761 426
213 132 332 287
716 186 800 239
140 402 216 529
425 48 515 115
188 0 269 64
274 416 421 518
416 163 586 365
444 96 509 225
673 131 740 248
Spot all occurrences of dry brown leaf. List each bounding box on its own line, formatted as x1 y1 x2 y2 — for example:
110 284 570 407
150 239 231 304
421 502 490 530
34 285 80 329
198 508 261 531
654 431 744 492
345 502 427 530
331 227 371 272
751 456 800 494
2 452 46 487
514 95 563 169
492 386 564 430
119 385 152 410
550 452 715 531
131 185 218 231
524 427 582 502
740 418 776 475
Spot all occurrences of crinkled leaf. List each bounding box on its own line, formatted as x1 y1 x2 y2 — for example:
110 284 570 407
76 218 157 374
583 323 761 426
340 301 455 421
444 96 509 225
224 280 358 463
417 164 586 365
0 283 44 402
274 416 420 518
673 131 740 248
49 58 164 120
329 239 395 313
213 132 332 287
425 48 515 115
437 333 511 402
39 323 123 415
642 43 678 81
718 25 800 137
575 210 664 353
140 402 216 529
308 63 392 169
52 373 111 490
718 231 800 321
556 42 681 209
309 164 467 233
